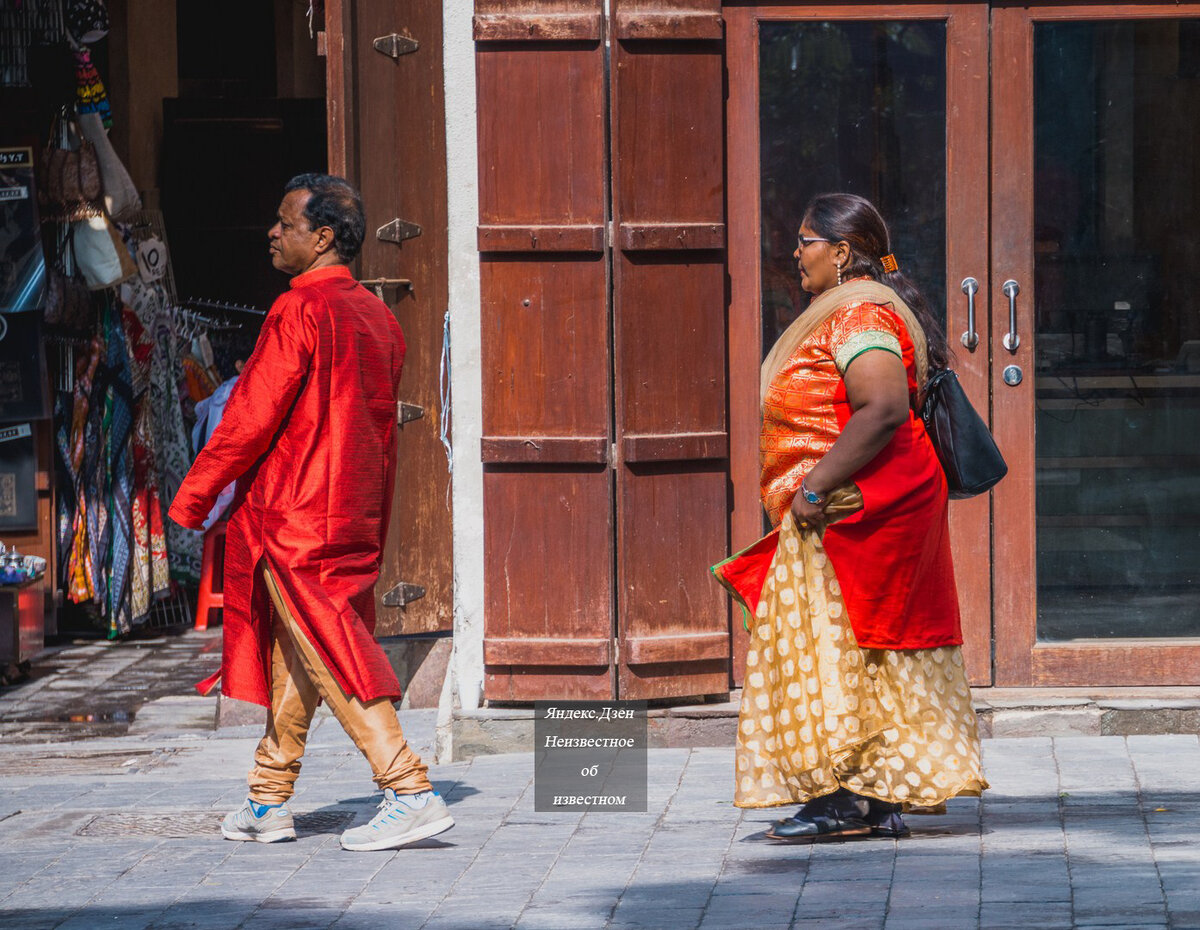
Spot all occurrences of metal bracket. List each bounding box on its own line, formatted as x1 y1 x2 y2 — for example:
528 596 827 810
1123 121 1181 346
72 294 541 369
360 277 414 302
373 34 420 59
382 582 426 608
377 218 422 245
397 402 424 426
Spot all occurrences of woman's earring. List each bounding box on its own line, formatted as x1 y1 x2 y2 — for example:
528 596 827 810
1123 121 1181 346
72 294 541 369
836 262 844 286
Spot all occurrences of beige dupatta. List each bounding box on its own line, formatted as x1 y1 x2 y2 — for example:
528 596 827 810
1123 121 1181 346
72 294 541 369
760 279 931 405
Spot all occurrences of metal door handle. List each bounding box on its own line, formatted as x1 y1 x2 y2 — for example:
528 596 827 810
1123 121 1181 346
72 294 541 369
960 277 980 350
1002 279 1021 351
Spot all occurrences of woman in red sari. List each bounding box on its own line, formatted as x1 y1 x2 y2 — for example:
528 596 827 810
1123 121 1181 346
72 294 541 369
735 193 986 841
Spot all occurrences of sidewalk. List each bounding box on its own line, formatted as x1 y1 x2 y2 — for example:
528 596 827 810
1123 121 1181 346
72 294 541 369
2 634 1198 929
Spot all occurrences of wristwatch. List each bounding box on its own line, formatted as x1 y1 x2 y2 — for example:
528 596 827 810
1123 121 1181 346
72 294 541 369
801 480 826 506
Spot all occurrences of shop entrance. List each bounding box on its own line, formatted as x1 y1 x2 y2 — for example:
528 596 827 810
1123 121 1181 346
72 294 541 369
728 3 1200 687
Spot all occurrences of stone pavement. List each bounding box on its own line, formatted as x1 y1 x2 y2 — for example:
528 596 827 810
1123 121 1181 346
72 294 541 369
1 634 1199 929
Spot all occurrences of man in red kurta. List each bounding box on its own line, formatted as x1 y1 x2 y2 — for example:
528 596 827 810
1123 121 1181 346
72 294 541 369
169 174 453 851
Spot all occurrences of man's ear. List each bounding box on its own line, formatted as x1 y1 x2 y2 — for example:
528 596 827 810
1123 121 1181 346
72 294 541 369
314 225 337 256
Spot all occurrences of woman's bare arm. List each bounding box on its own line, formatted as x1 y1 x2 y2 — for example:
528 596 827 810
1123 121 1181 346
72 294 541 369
790 350 911 524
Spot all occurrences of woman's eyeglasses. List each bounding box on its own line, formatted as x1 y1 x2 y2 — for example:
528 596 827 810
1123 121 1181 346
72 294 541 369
797 234 835 250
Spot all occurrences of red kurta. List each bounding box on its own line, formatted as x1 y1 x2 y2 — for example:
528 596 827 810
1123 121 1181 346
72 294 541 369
169 265 406 707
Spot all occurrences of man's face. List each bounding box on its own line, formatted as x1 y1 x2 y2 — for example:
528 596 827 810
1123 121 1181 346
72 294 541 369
268 189 322 275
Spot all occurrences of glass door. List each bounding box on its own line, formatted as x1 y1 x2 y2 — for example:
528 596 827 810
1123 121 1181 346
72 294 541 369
727 4 994 684
992 5 1200 684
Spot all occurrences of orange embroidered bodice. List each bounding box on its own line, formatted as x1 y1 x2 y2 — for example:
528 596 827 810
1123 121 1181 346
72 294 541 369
759 300 918 525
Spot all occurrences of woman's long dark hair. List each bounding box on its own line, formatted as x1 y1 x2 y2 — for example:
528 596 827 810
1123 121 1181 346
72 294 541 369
803 192 951 371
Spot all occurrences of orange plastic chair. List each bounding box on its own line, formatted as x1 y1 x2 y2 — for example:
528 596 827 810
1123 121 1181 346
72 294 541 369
194 520 228 631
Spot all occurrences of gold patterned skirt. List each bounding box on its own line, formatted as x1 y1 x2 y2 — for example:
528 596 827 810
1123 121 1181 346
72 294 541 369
734 513 988 809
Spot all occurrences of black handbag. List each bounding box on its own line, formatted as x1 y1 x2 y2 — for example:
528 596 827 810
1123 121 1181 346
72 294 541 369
920 369 1008 499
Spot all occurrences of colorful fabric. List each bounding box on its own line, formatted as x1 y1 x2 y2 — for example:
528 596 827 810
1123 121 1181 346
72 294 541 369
73 44 111 129
734 515 986 808
760 292 959 650
121 278 201 582
121 301 170 625
169 265 408 708
102 302 134 634
63 338 101 603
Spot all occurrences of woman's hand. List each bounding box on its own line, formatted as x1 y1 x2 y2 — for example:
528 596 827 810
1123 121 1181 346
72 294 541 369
789 492 826 530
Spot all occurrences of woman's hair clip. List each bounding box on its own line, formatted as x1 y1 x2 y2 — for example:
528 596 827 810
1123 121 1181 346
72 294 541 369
880 254 899 273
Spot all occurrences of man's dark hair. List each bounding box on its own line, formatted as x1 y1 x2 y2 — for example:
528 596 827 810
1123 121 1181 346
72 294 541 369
284 173 366 262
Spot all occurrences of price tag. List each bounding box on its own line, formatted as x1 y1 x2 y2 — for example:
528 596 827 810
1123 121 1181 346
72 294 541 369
137 236 168 282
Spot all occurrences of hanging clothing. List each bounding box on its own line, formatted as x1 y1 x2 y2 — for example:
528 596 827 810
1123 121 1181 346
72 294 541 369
120 301 170 625
61 338 102 603
191 375 239 529
121 277 202 583
169 264 407 708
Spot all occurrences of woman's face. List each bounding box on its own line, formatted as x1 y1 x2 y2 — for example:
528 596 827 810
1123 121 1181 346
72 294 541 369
793 223 846 295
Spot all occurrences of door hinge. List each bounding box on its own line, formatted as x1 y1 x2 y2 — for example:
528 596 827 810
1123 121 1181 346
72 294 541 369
360 277 413 301
377 218 422 244
608 442 617 470
397 401 424 426
373 33 420 59
382 582 426 608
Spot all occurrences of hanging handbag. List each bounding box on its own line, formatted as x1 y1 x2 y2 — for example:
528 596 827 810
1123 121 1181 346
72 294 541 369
37 109 104 222
77 111 140 218
72 214 136 290
66 0 110 44
920 368 1008 499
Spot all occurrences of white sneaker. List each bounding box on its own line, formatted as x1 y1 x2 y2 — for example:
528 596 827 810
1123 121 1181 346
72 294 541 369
221 799 296 843
340 789 454 851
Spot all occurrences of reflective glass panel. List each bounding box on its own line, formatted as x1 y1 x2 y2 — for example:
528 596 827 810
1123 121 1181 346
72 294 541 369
759 22 947 356
1035 21 1200 639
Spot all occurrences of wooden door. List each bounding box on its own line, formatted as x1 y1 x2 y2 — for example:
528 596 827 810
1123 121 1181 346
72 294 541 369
726 4 994 684
475 0 734 700
325 0 453 635
991 3 1200 685
611 0 731 699
475 0 615 700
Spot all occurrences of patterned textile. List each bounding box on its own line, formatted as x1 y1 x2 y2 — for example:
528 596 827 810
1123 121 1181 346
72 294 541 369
121 278 201 582
761 300 918 527
72 44 112 129
734 514 987 809
121 302 170 624
102 302 135 635
81 332 109 611
62 339 101 603
759 294 960 650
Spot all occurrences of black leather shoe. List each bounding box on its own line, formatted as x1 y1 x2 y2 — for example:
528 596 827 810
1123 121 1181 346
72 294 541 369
765 813 872 842
864 799 910 838
766 790 872 843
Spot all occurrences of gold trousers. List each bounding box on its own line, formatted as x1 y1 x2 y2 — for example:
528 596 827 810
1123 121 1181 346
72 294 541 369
246 564 432 804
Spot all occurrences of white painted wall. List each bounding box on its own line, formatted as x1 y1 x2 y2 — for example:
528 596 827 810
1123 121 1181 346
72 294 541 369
436 0 485 763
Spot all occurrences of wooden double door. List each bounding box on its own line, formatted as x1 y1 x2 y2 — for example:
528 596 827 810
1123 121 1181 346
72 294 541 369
476 1 733 701
730 2 1200 687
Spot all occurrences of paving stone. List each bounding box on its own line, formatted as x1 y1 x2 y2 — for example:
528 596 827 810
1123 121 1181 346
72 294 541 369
9 634 1200 929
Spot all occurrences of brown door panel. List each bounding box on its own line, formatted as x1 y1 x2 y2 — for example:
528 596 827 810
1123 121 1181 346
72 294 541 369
326 0 452 635
611 2 732 699
475 1 613 699
482 467 615 701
